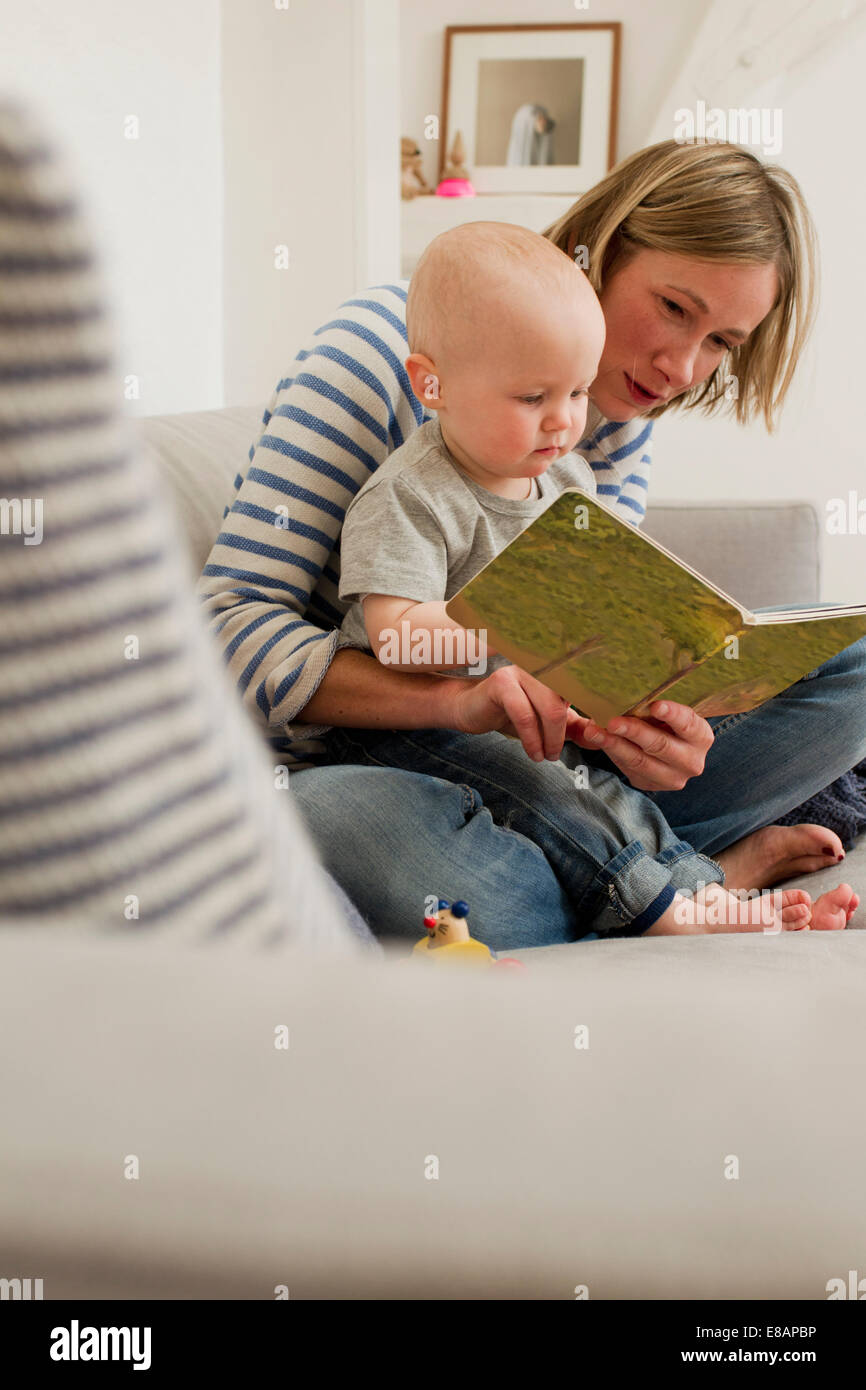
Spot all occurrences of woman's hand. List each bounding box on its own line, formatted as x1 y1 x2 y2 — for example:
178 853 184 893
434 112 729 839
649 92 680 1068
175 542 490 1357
568 701 714 792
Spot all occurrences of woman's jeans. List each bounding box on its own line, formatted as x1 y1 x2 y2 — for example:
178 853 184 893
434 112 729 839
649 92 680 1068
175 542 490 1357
289 632 866 951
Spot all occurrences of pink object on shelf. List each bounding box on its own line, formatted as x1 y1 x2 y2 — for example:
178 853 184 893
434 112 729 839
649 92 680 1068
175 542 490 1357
436 178 476 198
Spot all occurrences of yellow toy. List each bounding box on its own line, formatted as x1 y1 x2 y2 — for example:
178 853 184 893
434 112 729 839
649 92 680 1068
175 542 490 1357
413 900 526 970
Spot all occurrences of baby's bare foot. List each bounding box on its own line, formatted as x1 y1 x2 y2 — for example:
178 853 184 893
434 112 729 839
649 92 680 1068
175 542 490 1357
809 884 860 931
645 884 812 936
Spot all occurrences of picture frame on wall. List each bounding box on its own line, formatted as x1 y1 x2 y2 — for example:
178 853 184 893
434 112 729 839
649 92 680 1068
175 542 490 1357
440 22 621 195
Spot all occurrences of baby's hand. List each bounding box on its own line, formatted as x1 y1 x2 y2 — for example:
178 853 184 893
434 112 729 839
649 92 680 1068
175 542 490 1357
449 662 577 762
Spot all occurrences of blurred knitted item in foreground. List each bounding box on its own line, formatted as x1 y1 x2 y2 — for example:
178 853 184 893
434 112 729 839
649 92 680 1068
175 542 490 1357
0 98 374 953
776 758 866 850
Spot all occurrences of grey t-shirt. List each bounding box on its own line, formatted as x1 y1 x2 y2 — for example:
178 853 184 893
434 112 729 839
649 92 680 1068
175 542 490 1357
335 416 597 679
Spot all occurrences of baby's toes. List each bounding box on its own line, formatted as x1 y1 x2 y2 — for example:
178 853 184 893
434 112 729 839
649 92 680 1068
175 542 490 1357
780 902 811 930
777 889 811 930
779 888 811 927
781 888 811 908
812 884 854 931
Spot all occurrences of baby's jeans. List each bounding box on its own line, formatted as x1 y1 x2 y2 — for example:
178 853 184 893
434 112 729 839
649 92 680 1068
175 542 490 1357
319 723 725 938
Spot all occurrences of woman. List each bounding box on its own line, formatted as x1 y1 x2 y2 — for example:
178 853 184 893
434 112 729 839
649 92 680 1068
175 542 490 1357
197 140 866 949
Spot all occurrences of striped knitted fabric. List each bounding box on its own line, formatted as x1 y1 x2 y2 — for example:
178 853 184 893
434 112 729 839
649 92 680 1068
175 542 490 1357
197 285 655 771
0 101 369 952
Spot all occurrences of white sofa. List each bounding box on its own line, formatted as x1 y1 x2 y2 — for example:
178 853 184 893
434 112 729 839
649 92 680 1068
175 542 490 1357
1 404 864 1301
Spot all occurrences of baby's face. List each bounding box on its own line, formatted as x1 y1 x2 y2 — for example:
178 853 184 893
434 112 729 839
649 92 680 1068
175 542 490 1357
440 283 605 480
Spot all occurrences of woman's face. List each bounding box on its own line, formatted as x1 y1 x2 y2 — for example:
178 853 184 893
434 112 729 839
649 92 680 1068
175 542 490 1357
569 242 780 421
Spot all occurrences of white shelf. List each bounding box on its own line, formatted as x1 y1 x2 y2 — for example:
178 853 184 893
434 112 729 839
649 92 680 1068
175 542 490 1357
400 192 580 277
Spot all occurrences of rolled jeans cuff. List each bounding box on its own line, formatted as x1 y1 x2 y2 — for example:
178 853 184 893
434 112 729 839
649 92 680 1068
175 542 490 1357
589 838 726 937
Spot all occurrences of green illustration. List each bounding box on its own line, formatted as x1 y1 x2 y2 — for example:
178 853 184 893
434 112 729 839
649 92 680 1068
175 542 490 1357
445 491 866 724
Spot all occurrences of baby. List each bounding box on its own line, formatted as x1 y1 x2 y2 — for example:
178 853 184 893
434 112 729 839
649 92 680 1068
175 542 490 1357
335 222 856 938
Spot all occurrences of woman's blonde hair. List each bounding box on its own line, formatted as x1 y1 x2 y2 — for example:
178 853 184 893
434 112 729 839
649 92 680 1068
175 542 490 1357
543 139 819 430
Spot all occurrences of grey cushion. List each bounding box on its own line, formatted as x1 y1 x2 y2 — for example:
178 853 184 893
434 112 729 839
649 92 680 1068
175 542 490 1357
643 499 821 609
133 405 264 580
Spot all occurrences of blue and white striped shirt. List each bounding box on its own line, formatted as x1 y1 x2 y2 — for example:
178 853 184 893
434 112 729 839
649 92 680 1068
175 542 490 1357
196 282 655 770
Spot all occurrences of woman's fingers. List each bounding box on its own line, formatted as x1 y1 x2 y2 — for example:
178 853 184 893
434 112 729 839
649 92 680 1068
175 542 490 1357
647 700 714 751
608 704 711 768
566 710 684 787
570 701 714 792
601 741 681 790
565 708 589 742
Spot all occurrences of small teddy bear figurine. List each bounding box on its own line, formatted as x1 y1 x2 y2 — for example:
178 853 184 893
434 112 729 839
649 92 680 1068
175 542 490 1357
413 899 525 969
401 135 433 200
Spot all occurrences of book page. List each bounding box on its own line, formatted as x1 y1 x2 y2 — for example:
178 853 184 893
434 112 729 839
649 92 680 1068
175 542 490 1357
445 490 747 725
642 610 866 716
753 605 866 622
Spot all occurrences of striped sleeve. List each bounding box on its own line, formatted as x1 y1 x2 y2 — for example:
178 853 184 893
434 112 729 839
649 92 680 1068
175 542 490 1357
576 416 654 526
196 284 428 758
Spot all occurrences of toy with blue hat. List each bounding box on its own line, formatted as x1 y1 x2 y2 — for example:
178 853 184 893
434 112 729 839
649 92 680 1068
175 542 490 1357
413 899 526 969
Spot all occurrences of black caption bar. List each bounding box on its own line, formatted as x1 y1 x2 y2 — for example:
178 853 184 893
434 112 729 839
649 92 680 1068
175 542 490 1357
1 1298 861 1374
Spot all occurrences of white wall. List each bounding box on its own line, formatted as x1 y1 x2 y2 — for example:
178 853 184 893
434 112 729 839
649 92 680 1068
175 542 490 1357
353 0 402 295
220 0 400 409
0 0 401 416
646 8 866 602
0 0 223 418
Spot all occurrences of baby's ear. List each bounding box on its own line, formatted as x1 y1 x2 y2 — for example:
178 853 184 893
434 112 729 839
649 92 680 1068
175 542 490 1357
405 353 442 409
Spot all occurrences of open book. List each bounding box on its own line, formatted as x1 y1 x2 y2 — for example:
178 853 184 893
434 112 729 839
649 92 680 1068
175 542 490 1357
445 489 866 725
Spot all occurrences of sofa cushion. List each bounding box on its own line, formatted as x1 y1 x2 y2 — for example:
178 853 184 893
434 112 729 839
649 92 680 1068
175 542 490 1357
643 499 820 610
133 405 263 580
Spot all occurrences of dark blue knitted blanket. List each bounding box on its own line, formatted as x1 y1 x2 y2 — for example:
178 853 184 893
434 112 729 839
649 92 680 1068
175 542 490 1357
775 758 866 849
